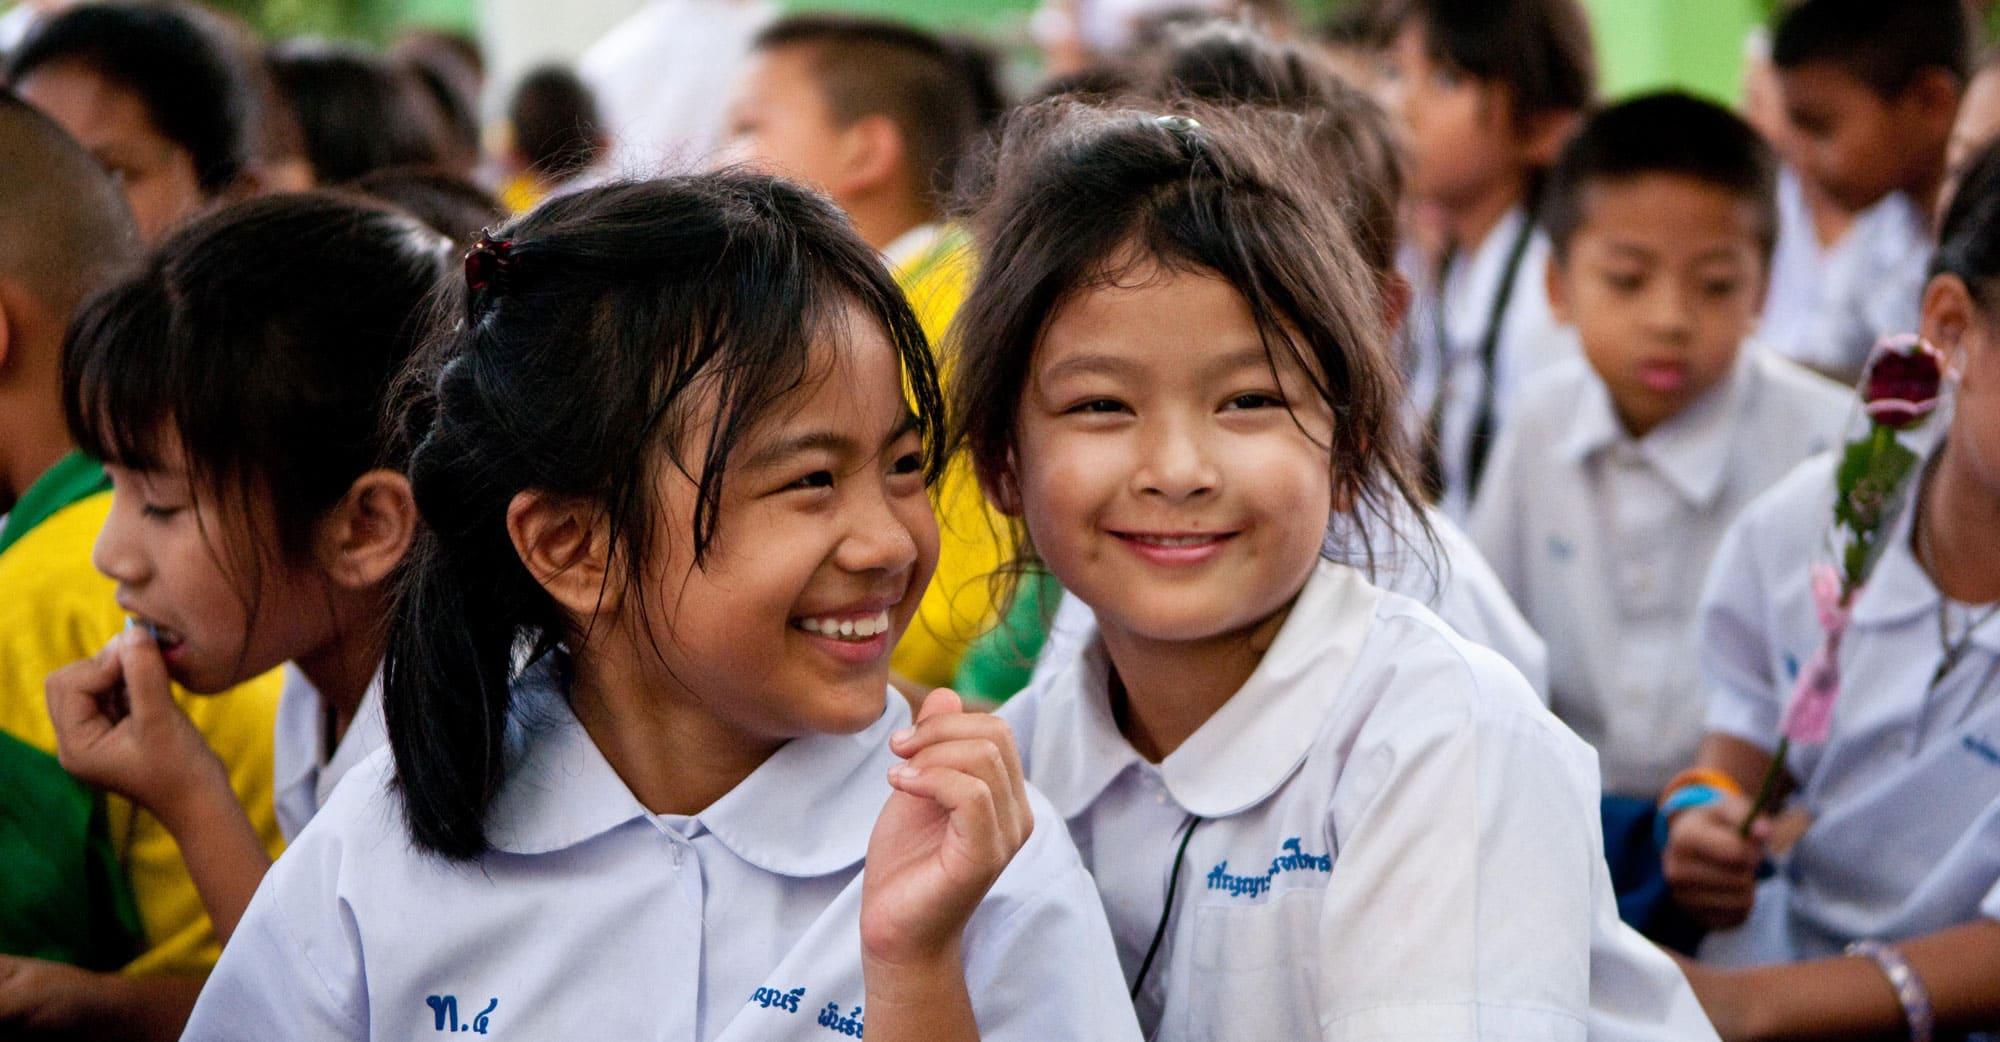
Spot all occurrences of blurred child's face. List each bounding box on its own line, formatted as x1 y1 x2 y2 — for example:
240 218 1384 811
16 61 205 243
1548 174 1768 438
1008 258 1333 650
1377 21 1525 217
1947 66 2000 187
94 432 331 693
1779 61 1942 212
723 46 852 204
626 308 938 740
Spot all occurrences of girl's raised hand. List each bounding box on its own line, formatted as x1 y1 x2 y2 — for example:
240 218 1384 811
44 626 225 818
861 688 1034 968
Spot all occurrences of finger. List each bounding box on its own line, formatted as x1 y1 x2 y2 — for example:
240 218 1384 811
44 657 123 742
903 738 1029 846
114 626 178 721
887 764 1009 870
890 712 1028 813
1677 818 1763 873
914 687 965 725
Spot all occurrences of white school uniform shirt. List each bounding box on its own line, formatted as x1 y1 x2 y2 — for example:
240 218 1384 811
1467 350 1848 797
1004 558 1716 1041
270 663 386 842
1770 191 1928 383
1403 205 1582 521
578 0 777 174
1695 452 2000 971
185 661 1141 1042
1032 505 1551 703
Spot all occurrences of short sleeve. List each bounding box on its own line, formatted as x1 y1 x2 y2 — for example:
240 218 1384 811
1316 645 1592 1040
962 788 1143 1041
1697 511 1784 751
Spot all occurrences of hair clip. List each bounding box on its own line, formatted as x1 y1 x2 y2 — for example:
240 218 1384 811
1155 114 1202 134
463 230 514 294
1154 113 1209 164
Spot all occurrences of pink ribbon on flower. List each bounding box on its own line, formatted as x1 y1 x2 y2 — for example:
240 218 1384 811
1781 562 1851 745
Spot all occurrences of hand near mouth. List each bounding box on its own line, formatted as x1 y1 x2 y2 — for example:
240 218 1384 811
44 626 226 822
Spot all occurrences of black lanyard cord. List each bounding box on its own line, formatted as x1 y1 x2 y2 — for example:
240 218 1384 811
1130 814 1203 1001
1420 206 1539 503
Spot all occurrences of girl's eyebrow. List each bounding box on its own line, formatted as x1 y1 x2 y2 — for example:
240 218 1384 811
742 412 923 471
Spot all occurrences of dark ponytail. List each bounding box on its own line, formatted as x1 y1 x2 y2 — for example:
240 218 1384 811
384 174 945 860
1935 137 2000 305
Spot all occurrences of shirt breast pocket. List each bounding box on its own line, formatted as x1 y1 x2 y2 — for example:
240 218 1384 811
1183 888 1323 1041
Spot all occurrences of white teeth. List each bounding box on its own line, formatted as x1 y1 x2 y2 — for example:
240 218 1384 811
1132 534 1218 547
798 610 891 641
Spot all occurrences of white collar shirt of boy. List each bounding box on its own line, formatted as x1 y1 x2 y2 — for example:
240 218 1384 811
577 0 778 171
1770 190 1928 383
1402 204 1583 522
272 662 387 842
1002 558 1718 1042
183 666 1142 1042
1696 451 2000 975
1467 350 1849 797
1030 506 1553 705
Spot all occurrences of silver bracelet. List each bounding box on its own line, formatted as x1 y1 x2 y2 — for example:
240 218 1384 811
1845 939 1934 1042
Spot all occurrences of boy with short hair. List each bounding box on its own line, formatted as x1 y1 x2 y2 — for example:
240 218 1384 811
724 14 1003 690
1469 93 1849 935
1767 0 1971 381
1376 0 1596 520
0 89 283 1034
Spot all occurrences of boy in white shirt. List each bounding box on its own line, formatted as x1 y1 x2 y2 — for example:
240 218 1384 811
1470 92 1849 937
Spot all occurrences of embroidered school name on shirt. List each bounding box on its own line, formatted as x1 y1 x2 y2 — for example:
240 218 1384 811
748 986 866 1037
425 995 497 1034
1206 837 1332 899
1962 733 2000 767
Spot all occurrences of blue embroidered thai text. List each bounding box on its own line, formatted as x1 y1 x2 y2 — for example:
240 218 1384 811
817 1003 866 1037
426 995 497 1034
751 986 808 1013
1207 837 1331 899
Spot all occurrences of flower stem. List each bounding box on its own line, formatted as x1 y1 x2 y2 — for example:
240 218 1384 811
1738 735 1789 838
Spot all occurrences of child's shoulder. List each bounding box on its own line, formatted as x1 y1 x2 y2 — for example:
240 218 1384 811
1505 354 1599 436
1744 348 1853 433
1355 587 1566 737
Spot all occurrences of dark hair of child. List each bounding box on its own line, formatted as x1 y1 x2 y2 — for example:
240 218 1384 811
392 30 484 171
1383 0 1596 125
1143 20 1404 281
1934 135 2000 298
753 14 991 211
62 193 450 576
267 39 446 185
1316 0 1391 50
6 0 256 195
0 90 137 315
348 165 504 246
1541 91 1779 261
951 101 1428 585
1771 0 1974 98
507 65 604 182
383 174 947 860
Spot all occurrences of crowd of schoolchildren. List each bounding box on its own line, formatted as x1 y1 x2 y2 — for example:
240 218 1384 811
1 0 1999 1037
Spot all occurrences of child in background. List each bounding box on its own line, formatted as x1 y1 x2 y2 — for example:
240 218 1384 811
1663 136 2000 1040
44 194 448 954
1468 93 1848 941
963 100 1712 1040
1765 0 1970 383
185 175 1140 1041
497 65 606 213
1377 0 1594 519
725 14 1006 690
964 21 1549 705
348 165 505 246
5 0 257 242
1946 51 2000 197
265 38 445 186
0 92 283 1039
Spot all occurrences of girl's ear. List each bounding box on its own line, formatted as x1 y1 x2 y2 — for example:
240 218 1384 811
981 448 1024 517
1920 272 1977 382
506 489 622 617
318 470 419 590
1519 107 1581 169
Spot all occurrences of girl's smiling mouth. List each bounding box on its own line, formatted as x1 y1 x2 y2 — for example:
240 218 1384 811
1109 530 1240 566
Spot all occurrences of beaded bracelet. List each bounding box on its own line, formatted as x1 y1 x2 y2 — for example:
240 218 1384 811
1845 940 1934 1042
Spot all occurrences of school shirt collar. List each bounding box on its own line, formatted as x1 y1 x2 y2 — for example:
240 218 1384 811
881 222 945 272
487 657 907 875
273 663 385 833
1843 452 2000 652
1029 559 1382 820
1558 348 1757 508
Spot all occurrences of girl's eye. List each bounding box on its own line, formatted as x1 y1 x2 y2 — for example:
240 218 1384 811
1067 398 1126 416
1605 273 1644 293
1701 278 1741 298
789 470 835 491
889 452 923 476
140 503 182 521
1223 392 1284 411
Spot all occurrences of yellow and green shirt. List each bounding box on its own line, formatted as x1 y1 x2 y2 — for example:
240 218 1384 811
0 452 283 976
